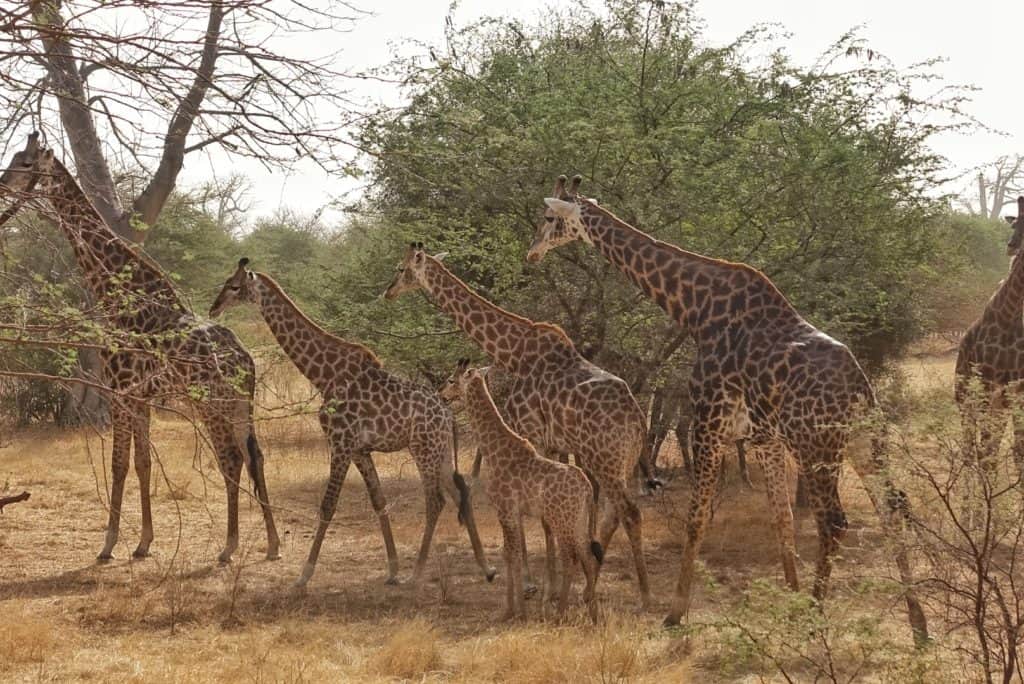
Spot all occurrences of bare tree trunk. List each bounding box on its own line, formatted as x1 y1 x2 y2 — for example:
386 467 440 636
979 173 989 220
58 347 110 429
28 0 131 240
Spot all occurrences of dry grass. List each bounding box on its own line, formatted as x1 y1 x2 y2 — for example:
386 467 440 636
0 354 954 681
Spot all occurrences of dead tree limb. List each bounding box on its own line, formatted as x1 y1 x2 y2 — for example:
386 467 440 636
0 491 30 513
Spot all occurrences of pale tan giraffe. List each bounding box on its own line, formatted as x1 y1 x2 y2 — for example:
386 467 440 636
209 260 493 588
530 175 928 641
441 358 601 622
0 133 279 563
384 245 651 609
956 197 1024 468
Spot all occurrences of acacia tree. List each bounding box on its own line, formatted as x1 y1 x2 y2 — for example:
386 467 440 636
963 156 1024 221
0 0 363 424
341 0 972 393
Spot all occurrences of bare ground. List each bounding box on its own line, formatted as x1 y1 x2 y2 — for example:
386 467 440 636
0 358 954 682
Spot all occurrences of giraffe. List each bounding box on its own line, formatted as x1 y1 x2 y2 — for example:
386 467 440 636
384 244 652 609
440 359 602 622
529 174 929 641
209 260 493 588
0 133 279 563
955 197 1024 469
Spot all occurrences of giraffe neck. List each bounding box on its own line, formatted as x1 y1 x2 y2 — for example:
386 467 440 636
253 273 381 392
577 202 805 343
44 158 186 331
420 255 574 373
985 253 1024 326
462 374 525 461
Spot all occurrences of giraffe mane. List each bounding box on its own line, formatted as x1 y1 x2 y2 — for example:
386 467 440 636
424 253 577 351
255 272 383 368
577 197 799 310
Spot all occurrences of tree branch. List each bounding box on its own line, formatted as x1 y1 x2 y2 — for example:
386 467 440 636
132 1 225 232
0 491 30 513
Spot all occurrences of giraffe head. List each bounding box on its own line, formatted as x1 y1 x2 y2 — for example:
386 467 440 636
209 257 259 317
0 132 58 198
527 174 590 263
439 357 488 401
1005 196 1024 256
383 242 448 299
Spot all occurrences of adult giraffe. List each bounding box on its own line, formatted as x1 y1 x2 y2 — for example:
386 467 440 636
0 133 279 563
529 175 927 640
383 245 652 609
209 260 493 588
955 197 1024 468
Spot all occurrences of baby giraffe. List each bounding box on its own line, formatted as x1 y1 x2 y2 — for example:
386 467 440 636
441 359 602 622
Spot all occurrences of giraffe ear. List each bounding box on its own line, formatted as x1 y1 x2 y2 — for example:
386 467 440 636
433 251 449 262
544 197 579 219
238 257 250 269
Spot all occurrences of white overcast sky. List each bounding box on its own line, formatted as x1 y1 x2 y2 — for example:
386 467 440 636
178 0 1023 223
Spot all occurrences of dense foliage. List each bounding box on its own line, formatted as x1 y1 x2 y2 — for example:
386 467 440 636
0 0 1003 422
338 0 974 384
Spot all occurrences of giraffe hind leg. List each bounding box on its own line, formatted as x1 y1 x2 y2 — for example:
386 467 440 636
131 403 154 559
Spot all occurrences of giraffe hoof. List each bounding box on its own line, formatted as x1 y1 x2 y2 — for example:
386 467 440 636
523 582 538 599
218 554 233 565
485 568 497 583
662 614 682 629
131 548 151 559
384 575 401 586
266 551 282 561
96 552 114 563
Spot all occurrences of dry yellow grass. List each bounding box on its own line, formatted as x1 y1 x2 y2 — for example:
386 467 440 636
0 354 954 681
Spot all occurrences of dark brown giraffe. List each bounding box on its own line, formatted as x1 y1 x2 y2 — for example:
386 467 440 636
209 261 493 588
0 133 279 563
955 196 1024 468
529 175 928 640
440 359 602 622
383 246 652 609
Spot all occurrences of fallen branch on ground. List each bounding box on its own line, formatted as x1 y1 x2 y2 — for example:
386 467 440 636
0 491 30 513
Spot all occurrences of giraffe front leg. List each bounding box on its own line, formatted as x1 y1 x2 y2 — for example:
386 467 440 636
499 516 526 621
557 540 576 621
296 448 352 589
410 483 443 589
131 403 154 559
754 441 799 591
98 407 133 562
804 464 845 602
519 522 538 598
541 519 557 608
217 446 244 565
352 454 400 585
664 428 726 627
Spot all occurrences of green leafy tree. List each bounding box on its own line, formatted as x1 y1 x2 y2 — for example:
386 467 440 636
349 0 971 389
